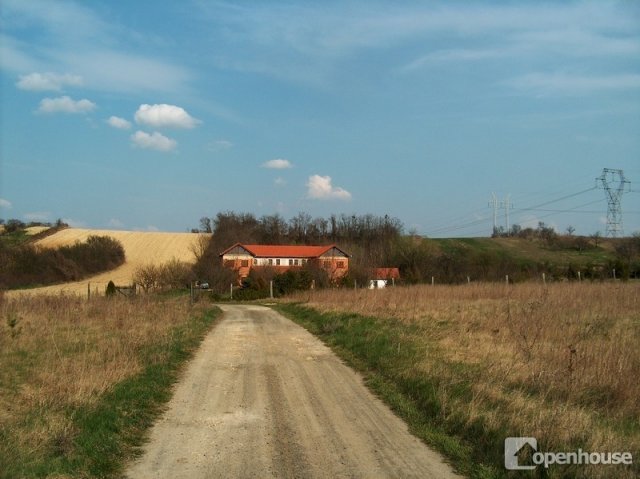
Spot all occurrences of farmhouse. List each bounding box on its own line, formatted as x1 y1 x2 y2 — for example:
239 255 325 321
220 243 350 281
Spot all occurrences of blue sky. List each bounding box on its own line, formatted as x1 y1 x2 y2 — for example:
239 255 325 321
1 0 639 236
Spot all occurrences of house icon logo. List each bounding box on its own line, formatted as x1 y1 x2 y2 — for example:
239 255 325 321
505 437 538 470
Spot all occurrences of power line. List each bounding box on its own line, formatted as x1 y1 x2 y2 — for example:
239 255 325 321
513 187 596 213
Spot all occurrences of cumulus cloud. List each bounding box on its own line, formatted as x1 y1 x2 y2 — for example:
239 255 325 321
106 115 132 129
38 96 96 114
0 198 12 209
306 174 352 200
134 104 200 129
16 72 83 91
262 158 293 169
131 130 177 152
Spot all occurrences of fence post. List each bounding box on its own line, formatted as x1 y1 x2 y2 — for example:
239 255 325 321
230 283 233 300
542 273 546 285
613 268 616 280
467 276 471 284
87 282 91 300
505 275 509 286
270 280 273 299
431 276 435 286
577 271 581 282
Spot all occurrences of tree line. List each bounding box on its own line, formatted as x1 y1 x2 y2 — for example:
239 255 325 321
193 211 640 295
0 231 125 289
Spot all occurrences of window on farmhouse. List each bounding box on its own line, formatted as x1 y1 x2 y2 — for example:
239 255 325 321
323 260 332 269
336 261 345 268
224 259 234 267
241 259 249 267
276 259 281 266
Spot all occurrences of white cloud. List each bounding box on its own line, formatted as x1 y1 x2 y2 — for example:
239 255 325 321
274 177 287 187
131 130 177 152
262 158 293 169
134 104 200 129
306 175 352 200
38 96 96 114
16 72 83 91
0 198 12 209
107 116 132 129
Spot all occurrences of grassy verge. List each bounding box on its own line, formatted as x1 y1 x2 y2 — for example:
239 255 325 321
0 294 221 478
276 282 639 479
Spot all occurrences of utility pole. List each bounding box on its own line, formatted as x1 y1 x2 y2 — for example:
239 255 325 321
596 169 630 237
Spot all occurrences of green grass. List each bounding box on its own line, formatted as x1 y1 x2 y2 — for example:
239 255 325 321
0 305 221 479
275 303 505 479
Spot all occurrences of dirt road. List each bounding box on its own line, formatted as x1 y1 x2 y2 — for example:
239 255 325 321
126 305 461 478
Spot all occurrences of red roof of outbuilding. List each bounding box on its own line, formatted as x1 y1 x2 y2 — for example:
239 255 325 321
373 268 400 279
220 243 349 258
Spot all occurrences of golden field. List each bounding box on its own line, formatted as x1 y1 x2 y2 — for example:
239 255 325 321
12 228 210 296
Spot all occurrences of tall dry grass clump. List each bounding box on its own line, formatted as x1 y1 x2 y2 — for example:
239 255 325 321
0 293 208 475
287 282 639 478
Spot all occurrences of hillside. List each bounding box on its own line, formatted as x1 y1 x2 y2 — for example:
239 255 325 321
10 228 210 296
431 236 617 268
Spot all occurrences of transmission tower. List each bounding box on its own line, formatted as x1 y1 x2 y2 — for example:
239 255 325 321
596 168 630 237
489 193 499 234
488 193 513 235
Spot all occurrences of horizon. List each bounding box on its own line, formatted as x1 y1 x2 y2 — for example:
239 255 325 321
1 1 639 237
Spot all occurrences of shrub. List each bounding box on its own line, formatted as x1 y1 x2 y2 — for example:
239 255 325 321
106 280 117 297
0 236 125 289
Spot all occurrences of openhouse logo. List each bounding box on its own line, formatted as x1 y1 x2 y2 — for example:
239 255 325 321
505 437 634 470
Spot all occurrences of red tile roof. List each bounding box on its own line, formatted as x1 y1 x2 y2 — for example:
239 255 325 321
220 243 349 258
373 268 400 279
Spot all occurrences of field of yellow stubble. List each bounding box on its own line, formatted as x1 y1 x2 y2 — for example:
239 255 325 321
288 281 640 466
11 228 210 297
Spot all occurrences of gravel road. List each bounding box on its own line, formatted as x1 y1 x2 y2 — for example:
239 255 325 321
126 304 461 478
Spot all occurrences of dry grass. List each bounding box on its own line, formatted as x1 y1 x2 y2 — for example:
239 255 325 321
0 292 211 475
287 282 639 477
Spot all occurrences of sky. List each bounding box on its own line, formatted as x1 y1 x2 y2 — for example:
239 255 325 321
1 0 639 237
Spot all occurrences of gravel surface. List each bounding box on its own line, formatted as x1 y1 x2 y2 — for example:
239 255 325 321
126 304 462 479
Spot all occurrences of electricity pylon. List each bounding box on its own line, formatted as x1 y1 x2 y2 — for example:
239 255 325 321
596 168 630 237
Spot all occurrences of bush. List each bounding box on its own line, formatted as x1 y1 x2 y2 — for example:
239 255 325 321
0 236 125 289
105 281 117 297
